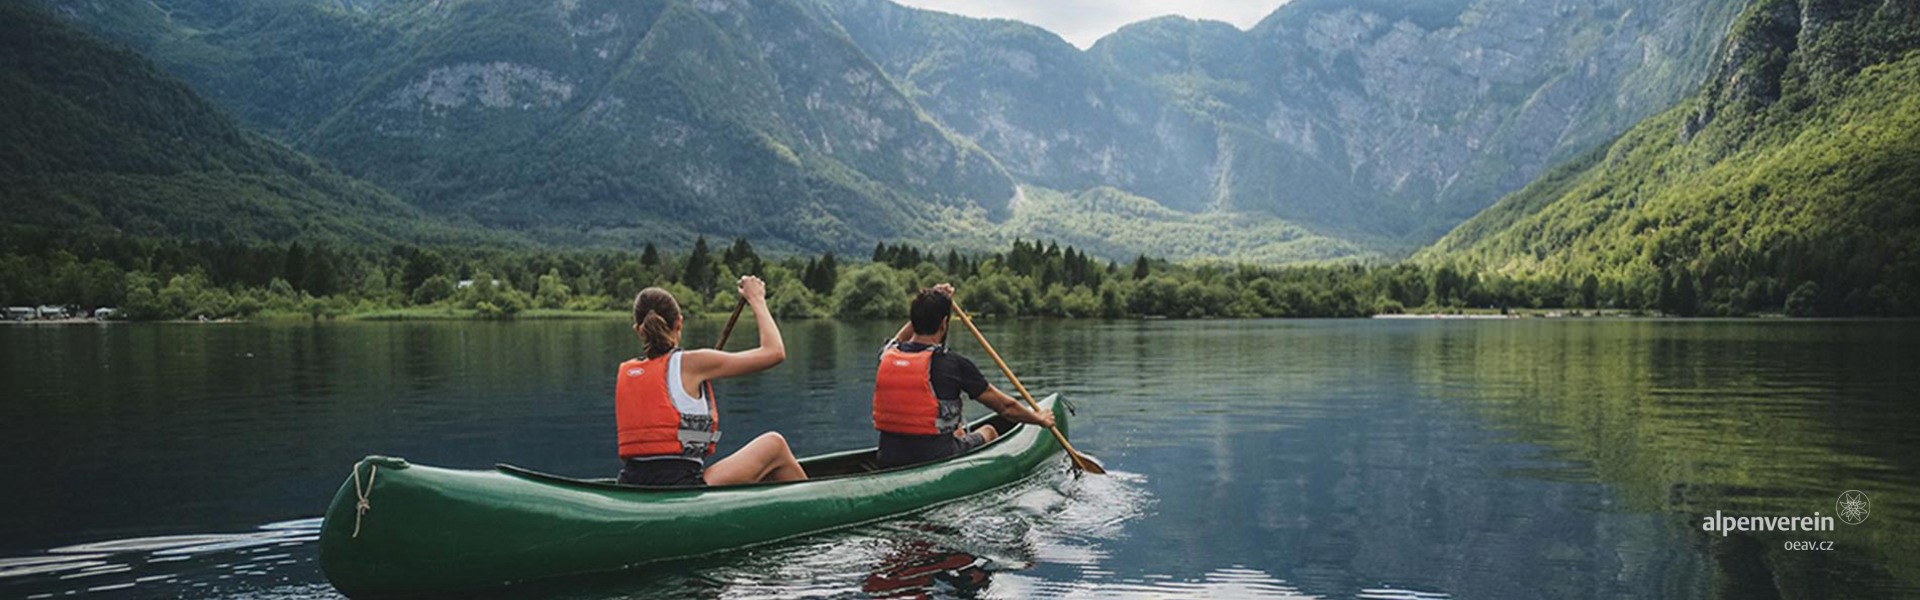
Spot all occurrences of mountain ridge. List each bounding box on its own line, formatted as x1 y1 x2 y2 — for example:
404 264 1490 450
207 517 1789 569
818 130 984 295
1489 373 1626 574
815 0 1749 241
38 0 1749 263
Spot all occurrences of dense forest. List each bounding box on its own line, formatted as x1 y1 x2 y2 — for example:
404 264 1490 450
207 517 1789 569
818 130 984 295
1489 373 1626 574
0 231 1806 321
0 3 489 247
1424 0 1920 317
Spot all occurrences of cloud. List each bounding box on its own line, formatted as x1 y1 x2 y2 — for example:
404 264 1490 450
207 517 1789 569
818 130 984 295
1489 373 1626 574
889 0 1288 48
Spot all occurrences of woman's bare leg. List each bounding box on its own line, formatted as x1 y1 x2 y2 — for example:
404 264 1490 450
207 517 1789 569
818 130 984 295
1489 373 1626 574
705 432 807 485
966 424 999 444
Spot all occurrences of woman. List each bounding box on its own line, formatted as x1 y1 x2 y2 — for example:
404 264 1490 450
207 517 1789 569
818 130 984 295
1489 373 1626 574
616 276 806 486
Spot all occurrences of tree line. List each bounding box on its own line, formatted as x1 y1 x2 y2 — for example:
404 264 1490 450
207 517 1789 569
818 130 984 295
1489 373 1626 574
0 230 1876 321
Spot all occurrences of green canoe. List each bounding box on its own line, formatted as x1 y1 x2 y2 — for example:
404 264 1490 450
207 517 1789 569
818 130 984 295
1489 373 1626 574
318 394 1068 598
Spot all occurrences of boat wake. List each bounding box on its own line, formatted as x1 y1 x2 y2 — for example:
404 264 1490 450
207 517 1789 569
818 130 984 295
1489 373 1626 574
479 466 1159 600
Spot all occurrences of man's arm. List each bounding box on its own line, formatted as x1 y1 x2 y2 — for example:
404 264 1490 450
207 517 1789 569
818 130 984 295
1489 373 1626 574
976 386 1055 428
952 354 1053 427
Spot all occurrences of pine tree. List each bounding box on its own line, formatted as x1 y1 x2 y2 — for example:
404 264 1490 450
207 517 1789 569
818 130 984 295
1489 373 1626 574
284 242 308 293
400 249 444 294
1132 254 1150 279
683 237 714 293
1008 239 1032 275
805 252 839 294
303 246 337 296
724 238 761 276
1657 270 1675 314
640 243 660 268
1673 270 1698 317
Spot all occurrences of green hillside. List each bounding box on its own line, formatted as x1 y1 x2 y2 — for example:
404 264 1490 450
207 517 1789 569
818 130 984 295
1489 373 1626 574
1424 0 1920 316
998 187 1388 264
0 3 486 245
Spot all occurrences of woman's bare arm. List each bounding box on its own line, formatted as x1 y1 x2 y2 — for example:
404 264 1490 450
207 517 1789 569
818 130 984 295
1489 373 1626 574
683 276 786 386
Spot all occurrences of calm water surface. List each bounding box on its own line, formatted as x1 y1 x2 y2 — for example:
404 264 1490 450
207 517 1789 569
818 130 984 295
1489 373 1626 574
1 319 1916 599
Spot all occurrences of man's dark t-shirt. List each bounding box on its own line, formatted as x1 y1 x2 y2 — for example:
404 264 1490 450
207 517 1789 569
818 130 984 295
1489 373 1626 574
875 340 991 468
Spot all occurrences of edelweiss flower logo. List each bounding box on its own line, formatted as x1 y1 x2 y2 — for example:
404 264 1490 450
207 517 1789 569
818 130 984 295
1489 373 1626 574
1837 490 1870 525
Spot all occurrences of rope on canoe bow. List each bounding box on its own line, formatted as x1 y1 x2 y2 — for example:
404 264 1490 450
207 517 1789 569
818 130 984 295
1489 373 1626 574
351 464 378 538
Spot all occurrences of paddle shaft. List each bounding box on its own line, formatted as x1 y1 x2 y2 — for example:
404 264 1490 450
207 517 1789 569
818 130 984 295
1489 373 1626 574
715 297 747 350
703 297 748 400
950 301 1105 474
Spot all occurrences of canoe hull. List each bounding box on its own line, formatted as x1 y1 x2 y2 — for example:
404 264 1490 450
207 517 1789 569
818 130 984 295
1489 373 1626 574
318 395 1066 598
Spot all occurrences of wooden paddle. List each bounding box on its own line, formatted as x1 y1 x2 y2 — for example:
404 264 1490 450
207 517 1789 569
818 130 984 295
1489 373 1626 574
703 297 747 401
951 300 1106 474
715 296 747 350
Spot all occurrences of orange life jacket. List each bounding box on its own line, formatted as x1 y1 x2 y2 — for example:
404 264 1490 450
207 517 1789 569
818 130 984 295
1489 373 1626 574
615 350 719 458
873 345 961 435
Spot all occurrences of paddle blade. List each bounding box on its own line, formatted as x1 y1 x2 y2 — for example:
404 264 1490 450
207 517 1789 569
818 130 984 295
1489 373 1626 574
1069 451 1107 474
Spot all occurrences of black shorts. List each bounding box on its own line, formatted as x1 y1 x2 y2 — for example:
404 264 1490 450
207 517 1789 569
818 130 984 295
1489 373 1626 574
876 430 987 469
617 458 706 486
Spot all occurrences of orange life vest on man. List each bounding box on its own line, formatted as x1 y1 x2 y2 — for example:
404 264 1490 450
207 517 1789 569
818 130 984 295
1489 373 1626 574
616 350 720 458
873 344 961 435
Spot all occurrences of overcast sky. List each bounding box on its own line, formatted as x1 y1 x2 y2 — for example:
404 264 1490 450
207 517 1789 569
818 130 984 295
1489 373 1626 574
890 1 1289 49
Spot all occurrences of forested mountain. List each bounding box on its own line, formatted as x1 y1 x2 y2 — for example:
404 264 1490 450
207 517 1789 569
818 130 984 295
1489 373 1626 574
42 0 1016 253
0 3 482 245
1424 0 1919 316
37 0 1751 261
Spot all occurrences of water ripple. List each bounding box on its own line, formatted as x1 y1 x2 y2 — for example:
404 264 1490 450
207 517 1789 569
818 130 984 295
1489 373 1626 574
0 518 327 599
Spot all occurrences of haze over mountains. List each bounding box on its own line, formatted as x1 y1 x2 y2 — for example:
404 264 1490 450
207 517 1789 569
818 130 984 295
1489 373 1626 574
26 0 1750 262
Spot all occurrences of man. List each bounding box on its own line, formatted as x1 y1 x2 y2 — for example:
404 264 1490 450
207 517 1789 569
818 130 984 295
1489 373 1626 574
873 283 1054 468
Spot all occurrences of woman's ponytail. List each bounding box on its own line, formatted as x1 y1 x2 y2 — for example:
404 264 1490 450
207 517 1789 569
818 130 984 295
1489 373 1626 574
632 287 681 358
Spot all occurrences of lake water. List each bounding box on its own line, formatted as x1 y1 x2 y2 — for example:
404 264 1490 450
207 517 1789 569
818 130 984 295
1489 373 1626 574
1 318 1915 599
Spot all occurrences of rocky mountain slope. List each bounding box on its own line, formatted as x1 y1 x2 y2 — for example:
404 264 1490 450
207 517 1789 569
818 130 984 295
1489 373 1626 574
40 0 1753 261
1424 0 1919 315
815 0 1748 240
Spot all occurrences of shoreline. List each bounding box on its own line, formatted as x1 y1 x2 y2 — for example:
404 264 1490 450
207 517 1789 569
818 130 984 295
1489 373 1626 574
6 311 1856 325
0 308 631 325
1375 309 1662 319
341 308 627 322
